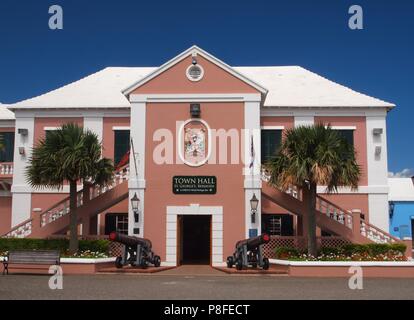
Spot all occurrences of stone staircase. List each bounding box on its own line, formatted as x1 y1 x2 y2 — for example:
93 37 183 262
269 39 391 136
2 166 130 239
261 178 400 245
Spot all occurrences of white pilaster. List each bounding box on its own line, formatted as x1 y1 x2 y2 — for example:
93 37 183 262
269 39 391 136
11 113 35 226
366 112 389 231
128 101 146 236
244 100 262 238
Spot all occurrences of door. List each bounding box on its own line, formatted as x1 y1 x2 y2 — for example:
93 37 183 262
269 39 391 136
178 215 211 265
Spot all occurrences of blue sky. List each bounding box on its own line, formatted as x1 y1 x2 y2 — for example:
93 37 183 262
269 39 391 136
0 0 413 176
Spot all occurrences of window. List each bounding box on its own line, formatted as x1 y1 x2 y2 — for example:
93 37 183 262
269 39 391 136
114 130 130 166
336 130 354 146
0 132 15 162
262 214 293 236
261 130 282 164
105 213 128 235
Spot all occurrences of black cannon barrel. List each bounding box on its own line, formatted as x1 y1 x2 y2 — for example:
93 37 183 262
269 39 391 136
109 232 152 249
235 234 270 250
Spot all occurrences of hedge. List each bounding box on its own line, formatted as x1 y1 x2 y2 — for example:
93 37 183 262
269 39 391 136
276 242 407 260
0 238 110 254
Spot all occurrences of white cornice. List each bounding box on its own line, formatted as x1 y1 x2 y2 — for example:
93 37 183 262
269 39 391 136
130 93 262 103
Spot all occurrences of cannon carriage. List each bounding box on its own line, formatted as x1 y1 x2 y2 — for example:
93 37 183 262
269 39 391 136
227 234 270 270
109 232 161 269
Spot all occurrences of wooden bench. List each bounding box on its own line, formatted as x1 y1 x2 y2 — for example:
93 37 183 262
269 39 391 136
2 250 61 275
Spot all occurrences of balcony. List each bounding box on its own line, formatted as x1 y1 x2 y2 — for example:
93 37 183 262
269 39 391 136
0 162 13 178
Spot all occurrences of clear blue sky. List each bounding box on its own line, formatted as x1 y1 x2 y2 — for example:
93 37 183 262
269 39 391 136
0 0 413 176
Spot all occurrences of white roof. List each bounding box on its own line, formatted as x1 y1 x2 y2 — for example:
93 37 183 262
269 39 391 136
0 103 15 120
8 66 395 110
389 178 414 202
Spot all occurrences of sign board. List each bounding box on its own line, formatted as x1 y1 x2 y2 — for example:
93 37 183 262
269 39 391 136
173 176 217 195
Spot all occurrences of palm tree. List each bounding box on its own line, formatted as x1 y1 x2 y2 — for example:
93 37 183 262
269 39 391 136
264 124 360 256
26 123 114 253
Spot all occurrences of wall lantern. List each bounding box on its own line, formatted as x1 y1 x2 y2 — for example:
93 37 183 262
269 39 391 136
190 103 201 118
131 193 140 223
389 201 395 219
18 128 28 136
250 193 259 224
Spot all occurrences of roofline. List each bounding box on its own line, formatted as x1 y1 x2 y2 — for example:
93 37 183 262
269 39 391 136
122 45 269 96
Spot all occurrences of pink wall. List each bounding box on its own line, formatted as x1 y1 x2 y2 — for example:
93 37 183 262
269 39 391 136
132 55 259 94
260 117 294 131
0 197 12 235
33 117 83 146
314 116 368 186
144 102 246 261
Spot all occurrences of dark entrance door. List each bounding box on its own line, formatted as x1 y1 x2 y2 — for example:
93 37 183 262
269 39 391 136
179 215 211 265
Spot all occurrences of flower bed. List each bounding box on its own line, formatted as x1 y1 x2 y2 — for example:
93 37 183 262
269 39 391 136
275 243 407 262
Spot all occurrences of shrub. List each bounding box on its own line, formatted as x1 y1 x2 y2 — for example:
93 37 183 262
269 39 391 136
0 238 110 255
275 247 300 259
319 247 343 256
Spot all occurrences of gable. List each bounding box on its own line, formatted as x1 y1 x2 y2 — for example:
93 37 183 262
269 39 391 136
126 47 267 96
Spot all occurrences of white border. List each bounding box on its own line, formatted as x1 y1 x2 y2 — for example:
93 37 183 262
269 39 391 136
177 118 212 167
186 64 204 82
261 126 285 130
112 126 130 131
164 204 224 267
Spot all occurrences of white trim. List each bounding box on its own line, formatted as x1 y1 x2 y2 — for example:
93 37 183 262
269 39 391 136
261 126 285 130
123 45 268 95
0 121 15 128
177 118 212 167
112 126 130 131
130 93 262 103
165 205 223 267
317 185 389 194
43 126 60 131
270 258 414 267
261 107 388 117
329 126 357 130
60 257 116 264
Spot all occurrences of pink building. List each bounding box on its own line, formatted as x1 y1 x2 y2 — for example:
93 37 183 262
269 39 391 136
0 46 397 266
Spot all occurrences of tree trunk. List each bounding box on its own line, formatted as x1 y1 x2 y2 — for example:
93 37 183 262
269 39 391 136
305 183 317 256
68 180 79 254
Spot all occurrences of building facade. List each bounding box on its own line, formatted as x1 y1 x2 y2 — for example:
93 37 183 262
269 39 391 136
0 46 397 266
389 177 414 239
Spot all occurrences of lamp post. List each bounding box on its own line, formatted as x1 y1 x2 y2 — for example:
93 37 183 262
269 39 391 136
250 193 259 224
131 193 140 223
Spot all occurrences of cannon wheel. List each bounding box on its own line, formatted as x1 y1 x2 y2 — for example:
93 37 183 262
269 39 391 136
140 259 148 269
262 258 270 270
235 258 243 271
226 256 234 268
115 257 123 269
153 255 161 267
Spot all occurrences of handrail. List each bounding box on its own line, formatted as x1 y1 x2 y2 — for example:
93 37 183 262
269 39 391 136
261 173 400 244
2 218 33 238
0 162 13 176
39 165 130 228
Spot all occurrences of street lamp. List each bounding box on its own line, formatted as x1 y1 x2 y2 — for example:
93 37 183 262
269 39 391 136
250 193 259 224
131 193 140 223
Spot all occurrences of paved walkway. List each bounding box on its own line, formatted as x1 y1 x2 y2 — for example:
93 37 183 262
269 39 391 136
2 272 414 299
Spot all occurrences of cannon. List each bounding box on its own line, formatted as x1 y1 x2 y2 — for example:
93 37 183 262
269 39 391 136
109 232 161 269
226 234 270 271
